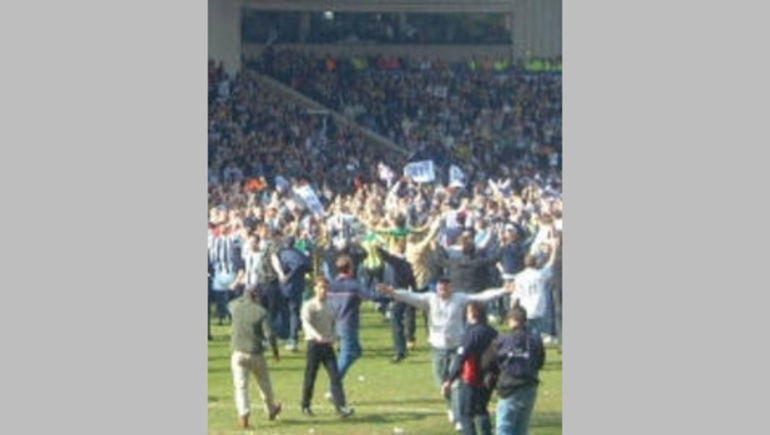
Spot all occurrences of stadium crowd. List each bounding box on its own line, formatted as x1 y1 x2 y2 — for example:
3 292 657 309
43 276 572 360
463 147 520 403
254 48 561 183
208 59 406 198
208 56 562 434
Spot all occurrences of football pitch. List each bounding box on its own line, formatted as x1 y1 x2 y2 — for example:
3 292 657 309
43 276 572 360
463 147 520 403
208 305 562 434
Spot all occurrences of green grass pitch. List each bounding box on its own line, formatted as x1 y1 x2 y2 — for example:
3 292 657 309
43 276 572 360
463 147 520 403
208 304 562 434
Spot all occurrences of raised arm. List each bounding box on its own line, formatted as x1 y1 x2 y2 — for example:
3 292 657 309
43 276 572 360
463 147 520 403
543 239 559 270
413 218 442 252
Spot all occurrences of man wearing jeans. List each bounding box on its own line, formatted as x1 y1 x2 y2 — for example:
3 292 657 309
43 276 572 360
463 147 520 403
327 255 385 382
378 278 513 432
490 302 545 435
228 286 283 429
278 236 312 352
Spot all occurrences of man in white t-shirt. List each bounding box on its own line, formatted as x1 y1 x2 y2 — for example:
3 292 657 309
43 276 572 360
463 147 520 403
512 242 557 337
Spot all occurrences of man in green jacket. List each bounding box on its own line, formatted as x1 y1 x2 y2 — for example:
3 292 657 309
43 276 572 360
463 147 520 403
228 286 283 429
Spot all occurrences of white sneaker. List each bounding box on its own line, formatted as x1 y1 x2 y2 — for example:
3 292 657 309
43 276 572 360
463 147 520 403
543 335 555 345
455 422 463 432
324 391 333 401
447 410 455 423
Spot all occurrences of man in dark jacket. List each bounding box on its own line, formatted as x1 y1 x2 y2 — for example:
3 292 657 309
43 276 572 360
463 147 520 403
278 236 312 352
377 241 418 363
489 301 545 435
494 225 533 319
327 255 387 382
437 240 500 294
442 302 498 435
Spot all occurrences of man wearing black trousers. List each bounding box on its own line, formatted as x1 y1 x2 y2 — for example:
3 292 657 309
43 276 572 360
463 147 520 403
377 241 418 363
300 277 354 418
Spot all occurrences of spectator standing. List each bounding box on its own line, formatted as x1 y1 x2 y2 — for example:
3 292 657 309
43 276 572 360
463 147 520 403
488 302 545 435
442 302 498 435
327 255 387 382
376 241 418 363
300 278 355 418
378 278 513 432
228 286 283 429
278 235 312 351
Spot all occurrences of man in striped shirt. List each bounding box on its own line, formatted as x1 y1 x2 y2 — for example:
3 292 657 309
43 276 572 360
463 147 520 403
209 220 243 325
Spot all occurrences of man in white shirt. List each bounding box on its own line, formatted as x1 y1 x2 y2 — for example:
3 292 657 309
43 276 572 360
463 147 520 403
379 278 514 432
512 241 557 337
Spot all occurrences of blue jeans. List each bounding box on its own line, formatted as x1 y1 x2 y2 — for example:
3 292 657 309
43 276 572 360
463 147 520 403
496 384 538 435
260 281 290 340
391 301 409 356
212 290 230 323
432 347 460 423
551 282 562 344
287 291 304 345
336 329 362 381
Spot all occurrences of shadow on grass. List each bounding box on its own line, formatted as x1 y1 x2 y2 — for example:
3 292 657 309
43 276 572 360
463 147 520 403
209 365 302 374
530 411 562 429
279 411 429 427
543 360 562 371
355 397 445 406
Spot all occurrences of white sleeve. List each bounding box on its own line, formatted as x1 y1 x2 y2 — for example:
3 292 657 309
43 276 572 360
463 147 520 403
391 290 430 310
465 287 508 303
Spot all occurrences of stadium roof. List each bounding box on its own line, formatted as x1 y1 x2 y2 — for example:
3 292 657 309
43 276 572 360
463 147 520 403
241 0 516 13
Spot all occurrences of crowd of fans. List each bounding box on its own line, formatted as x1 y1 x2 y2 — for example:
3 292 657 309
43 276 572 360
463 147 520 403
209 59 406 203
254 49 561 187
208 53 562 433
209 157 562 432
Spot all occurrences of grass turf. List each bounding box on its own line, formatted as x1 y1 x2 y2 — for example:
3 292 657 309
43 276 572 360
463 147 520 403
208 304 562 434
